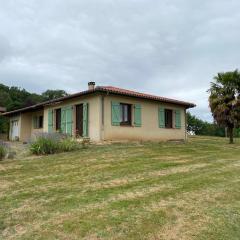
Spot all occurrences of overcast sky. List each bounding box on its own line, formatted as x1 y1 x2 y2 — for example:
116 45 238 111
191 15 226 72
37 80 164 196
0 0 240 121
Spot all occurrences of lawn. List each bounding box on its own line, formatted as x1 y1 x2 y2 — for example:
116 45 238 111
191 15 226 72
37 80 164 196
1 136 240 240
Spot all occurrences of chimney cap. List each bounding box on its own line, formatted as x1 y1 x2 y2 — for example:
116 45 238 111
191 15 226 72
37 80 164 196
88 81 95 86
0 107 6 113
88 81 96 91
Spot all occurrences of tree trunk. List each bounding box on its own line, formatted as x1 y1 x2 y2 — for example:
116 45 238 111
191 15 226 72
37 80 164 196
228 127 234 144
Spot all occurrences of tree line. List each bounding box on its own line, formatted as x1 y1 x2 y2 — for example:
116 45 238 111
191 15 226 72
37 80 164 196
187 112 240 138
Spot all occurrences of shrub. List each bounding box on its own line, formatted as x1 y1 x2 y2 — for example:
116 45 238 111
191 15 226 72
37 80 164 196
0 141 7 160
30 132 81 155
30 137 59 155
59 138 81 152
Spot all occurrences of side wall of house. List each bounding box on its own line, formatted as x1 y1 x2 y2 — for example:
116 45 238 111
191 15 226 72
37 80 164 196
20 112 33 142
102 95 187 141
43 94 101 141
9 110 44 142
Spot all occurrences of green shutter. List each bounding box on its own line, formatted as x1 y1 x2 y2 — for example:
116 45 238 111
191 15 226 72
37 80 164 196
48 109 53 132
158 107 165 128
66 106 73 136
111 102 120 126
61 107 66 133
83 103 89 137
134 104 142 127
175 109 181 129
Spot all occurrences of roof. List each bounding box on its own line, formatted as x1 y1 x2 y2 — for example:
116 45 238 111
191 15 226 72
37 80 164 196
99 86 195 108
2 86 195 116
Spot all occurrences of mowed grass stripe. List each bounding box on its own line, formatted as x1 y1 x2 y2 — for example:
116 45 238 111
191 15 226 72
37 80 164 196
9 165 240 239
1 136 240 239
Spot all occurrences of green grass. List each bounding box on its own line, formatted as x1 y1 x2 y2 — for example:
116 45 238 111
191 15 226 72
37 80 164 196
1 136 240 240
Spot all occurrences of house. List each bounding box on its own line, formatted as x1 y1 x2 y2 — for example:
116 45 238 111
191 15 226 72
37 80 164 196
1 82 195 142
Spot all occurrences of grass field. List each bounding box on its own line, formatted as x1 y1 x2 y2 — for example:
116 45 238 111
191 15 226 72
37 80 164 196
1 136 240 240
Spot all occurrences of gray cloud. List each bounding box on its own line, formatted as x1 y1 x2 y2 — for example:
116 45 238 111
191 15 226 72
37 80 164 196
0 0 240 121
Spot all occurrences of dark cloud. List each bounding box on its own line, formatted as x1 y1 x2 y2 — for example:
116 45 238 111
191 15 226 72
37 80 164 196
0 0 240 121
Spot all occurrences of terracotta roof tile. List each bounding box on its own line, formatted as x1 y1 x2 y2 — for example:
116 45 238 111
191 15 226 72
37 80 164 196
97 86 195 107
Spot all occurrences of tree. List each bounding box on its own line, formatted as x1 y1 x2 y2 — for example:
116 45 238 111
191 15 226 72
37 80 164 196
187 112 225 137
208 69 240 143
42 90 68 101
186 112 204 135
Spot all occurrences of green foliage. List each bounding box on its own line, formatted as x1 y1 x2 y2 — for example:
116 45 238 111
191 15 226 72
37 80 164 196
59 138 81 152
0 116 8 134
30 133 81 155
208 69 240 143
0 143 7 160
187 112 226 137
30 137 59 155
42 90 68 101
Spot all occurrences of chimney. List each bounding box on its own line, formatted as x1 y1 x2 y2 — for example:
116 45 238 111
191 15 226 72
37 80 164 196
0 107 6 113
88 81 95 91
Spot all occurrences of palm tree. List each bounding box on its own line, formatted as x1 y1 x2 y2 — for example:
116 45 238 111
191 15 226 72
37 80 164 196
208 69 240 144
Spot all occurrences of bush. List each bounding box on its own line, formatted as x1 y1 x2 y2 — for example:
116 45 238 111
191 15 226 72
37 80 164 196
0 141 7 160
59 138 81 152
30 133 81 155
30 137 59 155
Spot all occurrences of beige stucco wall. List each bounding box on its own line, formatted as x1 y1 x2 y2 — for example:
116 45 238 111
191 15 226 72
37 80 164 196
102 95 187 141
19 112 32 142
43 94 101 141
9 110 44 142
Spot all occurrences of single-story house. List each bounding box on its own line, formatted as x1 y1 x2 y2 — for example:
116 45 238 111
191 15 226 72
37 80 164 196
1 82 195 142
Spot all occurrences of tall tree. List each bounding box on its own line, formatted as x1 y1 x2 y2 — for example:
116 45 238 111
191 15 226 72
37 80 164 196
208 69 240 143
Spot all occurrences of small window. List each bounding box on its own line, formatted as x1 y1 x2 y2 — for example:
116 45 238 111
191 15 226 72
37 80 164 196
56 109 61 130
120 103 131 125
165 109 173 128
33 115 44 129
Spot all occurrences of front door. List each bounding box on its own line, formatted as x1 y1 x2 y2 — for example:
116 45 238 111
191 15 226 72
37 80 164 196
11 120 19 141
76 104 83 137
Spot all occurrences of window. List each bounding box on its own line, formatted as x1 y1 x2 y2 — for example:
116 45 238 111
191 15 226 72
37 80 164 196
165 109 173 128
120 103 131 125
33 115 43 129
56 108 61 130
